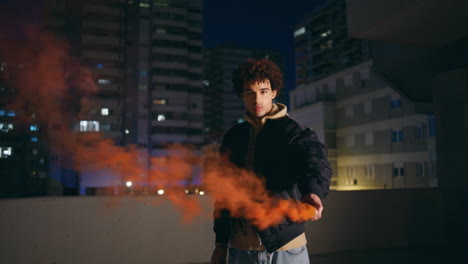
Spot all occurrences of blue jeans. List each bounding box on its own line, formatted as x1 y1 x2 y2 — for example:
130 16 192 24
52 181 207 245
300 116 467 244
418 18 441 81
228 246 309 264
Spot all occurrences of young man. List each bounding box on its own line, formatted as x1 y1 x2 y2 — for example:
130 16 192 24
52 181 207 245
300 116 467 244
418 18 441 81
211 58 332 264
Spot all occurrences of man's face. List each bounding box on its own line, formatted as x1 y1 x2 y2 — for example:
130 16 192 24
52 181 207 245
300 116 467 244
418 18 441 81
241 79 277 119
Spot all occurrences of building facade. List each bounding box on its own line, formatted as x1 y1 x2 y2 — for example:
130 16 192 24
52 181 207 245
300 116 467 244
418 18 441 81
0 53 49 197
43 0 204 194
290 60 437 190
293 0 370 85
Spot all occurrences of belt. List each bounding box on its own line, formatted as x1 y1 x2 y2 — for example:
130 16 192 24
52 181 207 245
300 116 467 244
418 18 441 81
229 219 307 251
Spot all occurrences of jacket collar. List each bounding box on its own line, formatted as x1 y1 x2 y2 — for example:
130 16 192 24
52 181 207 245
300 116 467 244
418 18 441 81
244 103 288 132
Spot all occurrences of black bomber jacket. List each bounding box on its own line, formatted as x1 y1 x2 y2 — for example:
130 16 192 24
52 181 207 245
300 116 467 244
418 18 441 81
213 114 332 253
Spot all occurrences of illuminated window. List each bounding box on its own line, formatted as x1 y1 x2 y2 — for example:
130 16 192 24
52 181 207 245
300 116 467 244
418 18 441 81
365 165 375 180
393 162 405 177
0 110 5 116
157 114 165 122
98 79 111 84
390 95 401 108
101 108 109 116
154 1 168 7
30 124 38 131
345 166 357 185
156 28 166 34
97 64 103 69
139 2 149 7
0 147 12 158
80 120 100 132
0 123 13 132
392 128 403 142
153 99 167 105
7 110 15 117
320 30 332 37
416 124 424 139
31 137 39 142
294 26 306 38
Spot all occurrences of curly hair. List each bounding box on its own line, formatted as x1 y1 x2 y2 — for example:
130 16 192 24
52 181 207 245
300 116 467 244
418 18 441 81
231 57 284 97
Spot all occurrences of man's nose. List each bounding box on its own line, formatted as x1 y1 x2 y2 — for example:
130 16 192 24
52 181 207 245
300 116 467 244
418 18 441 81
255 93 261 103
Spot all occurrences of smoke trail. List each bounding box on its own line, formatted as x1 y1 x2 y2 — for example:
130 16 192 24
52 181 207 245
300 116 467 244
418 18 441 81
202 149 317 230
0 32 316 229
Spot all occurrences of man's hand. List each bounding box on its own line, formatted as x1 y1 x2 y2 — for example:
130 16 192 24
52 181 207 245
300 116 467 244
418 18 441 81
211 245 228 264
301 193 324 221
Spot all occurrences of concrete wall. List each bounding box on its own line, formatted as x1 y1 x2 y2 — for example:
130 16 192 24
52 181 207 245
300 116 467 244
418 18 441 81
0 189 444 264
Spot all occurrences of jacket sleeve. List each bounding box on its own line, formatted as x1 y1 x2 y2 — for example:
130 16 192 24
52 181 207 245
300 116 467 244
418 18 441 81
290 128 332 198
212 132 233 246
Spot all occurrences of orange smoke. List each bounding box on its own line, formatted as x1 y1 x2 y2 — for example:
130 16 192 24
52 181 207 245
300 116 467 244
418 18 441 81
202 150 316 230
0 32 315 229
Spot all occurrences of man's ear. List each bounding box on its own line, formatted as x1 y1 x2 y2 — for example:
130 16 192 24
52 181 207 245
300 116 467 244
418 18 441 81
272 90 277 99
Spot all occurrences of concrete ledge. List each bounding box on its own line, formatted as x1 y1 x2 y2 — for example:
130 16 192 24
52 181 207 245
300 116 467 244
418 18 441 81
0 188 444 264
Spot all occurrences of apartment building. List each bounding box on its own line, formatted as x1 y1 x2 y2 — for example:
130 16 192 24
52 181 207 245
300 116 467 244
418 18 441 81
43 0 204 194
0 53 49 197
293 0 370 85
290 61 437 190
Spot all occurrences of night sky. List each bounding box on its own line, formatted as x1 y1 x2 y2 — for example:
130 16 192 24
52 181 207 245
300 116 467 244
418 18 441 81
203 0 329 91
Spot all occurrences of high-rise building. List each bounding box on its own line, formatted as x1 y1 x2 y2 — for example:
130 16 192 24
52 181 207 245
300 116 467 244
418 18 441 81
43 0 204 194
44 0 128 194
293 0 370 85
204 45 283 143
0 50 49 197
142 0 204 151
